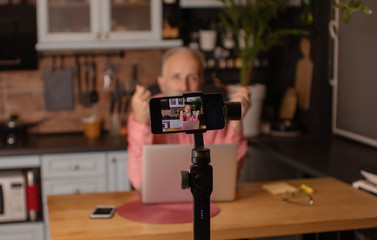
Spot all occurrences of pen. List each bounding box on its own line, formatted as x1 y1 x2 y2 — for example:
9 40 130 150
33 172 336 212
301 184 315 194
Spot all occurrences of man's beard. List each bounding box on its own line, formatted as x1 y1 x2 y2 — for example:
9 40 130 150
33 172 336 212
185 112 192 117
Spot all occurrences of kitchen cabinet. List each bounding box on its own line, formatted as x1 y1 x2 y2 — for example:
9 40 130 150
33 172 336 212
41 152 108 200
0 134 130 240
39 150 130 240
106 151 131 192
36 0 182 51
41 152 107 179
162 119 180 129
0 222 44 240
41 152 107 240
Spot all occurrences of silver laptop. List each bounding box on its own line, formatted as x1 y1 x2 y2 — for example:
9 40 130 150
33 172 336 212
141 144 238 204
181 120 200 130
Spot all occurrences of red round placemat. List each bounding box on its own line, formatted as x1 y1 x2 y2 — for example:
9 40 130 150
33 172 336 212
117 200 220 224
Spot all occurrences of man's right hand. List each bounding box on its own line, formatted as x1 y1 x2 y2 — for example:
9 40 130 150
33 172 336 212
131 84 152 124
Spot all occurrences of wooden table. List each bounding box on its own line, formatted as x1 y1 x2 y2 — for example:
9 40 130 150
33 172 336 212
47 177 377 240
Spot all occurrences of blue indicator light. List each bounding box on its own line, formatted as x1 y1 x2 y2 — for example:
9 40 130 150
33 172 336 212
200 210 204 220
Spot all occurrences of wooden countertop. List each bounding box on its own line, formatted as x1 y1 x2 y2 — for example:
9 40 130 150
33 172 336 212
47 177 377 240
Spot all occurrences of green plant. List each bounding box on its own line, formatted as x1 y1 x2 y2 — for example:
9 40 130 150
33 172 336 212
217 0 308 86
190 98 203 111
333 0 372 23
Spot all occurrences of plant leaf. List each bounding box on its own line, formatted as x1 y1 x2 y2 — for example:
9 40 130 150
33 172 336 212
342 11 352 23
361 5 373 14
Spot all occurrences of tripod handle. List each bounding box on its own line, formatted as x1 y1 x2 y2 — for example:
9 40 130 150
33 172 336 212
180 133 213 240
189 164 212 240
193 195 211 240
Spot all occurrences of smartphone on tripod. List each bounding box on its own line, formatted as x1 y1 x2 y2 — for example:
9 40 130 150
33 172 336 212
150 92 240 134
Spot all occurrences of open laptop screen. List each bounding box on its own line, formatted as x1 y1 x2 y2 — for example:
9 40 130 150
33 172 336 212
141 144 237 204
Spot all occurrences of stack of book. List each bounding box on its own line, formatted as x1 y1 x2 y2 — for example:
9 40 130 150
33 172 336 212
352 170 377 195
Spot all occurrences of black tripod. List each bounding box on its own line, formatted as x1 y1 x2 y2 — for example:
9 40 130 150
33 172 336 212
181 132 213 240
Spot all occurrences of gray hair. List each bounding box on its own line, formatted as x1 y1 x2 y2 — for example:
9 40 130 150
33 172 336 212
161 47 205 78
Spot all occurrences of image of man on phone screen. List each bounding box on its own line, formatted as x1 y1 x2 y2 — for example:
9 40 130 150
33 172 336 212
180 104 199 122
180 104 200 130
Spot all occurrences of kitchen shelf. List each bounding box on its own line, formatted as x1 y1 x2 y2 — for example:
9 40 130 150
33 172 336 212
35 39 183 51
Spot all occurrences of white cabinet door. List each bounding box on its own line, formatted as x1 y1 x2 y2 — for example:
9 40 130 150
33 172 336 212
106 151 131 192
100 0 161 41
42 177 107 197
0 222 44 240
36 0 98 42
41 152 106 179
41 152 107 202
41 152 107 240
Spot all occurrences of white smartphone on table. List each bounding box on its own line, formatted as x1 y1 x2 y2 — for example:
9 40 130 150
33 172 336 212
90 205 117 219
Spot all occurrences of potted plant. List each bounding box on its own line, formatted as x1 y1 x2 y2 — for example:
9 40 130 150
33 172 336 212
216 0 307 137
217 0 308 86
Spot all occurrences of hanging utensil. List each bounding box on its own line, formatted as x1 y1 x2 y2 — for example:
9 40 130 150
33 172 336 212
109 76 122 136
89 57 99 104
75 56 82 104
82 57 92 107
43 55 74 111
103 56 113 90
110 76 122 114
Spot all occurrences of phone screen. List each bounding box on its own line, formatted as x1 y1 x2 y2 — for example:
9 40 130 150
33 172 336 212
90 206 116 219
150 93 225 134
93 208 113 215
159 95 205 133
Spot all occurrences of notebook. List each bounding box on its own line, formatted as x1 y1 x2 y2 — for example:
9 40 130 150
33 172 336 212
141 144 238 204
181 120 200 130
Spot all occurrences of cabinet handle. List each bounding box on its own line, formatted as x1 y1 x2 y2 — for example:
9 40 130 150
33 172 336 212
95 32 101 39
111 157 117 163
70 164 80 170
74 188 81 194
103 32 110 39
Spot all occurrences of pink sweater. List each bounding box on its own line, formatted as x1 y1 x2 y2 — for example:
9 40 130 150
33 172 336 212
180 112 199 126
127 102 248 190
180 112 198 121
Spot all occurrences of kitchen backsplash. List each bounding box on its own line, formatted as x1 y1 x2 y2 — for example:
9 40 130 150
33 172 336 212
0 49 163 134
